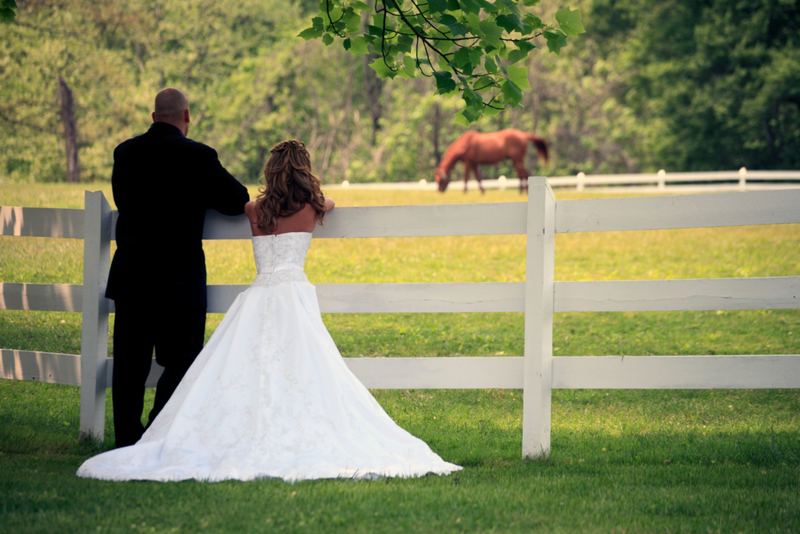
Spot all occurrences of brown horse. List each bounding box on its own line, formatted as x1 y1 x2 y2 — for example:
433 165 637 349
434 129 549 193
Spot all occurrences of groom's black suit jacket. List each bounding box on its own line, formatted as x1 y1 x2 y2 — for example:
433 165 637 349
106 122 250 307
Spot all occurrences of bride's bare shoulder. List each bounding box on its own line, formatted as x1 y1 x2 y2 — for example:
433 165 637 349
244 201 257 220
245 201 270 236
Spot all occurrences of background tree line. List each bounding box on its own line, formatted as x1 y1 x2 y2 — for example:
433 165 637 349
1 0 798 184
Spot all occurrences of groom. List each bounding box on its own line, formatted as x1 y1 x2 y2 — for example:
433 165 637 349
106 88 250 448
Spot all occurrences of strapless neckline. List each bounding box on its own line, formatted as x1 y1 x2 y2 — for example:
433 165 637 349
252 231 312 238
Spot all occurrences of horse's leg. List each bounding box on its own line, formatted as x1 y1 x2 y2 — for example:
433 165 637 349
514 158 528 194
463 163 472 194
474 165 485 194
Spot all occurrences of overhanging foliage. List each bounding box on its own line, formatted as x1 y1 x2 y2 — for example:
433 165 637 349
300 0 584 124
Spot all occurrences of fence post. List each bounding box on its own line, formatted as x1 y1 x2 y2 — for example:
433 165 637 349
79 191 111 442
522 177 555 459
739 167 747 191
576 172 585 192
657 169 666 190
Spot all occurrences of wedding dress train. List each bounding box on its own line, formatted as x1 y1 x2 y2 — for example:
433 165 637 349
77 232 461 482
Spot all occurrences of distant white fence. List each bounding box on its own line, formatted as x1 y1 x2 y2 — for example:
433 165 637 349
328 169 800 193
2 180 800 458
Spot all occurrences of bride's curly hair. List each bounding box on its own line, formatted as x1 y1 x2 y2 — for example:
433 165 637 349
254 140 328 233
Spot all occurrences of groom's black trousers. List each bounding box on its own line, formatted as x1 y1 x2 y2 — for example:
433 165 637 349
112 300 206 448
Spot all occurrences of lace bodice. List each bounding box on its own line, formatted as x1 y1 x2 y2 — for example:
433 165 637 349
251 232 312 286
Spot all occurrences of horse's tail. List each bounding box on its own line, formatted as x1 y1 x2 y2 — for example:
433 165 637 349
527 134 549 166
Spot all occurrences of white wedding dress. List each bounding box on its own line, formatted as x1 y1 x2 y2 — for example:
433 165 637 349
77 232 461 482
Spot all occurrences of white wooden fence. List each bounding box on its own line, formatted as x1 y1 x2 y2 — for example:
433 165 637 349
2 179 800 458
329 169 800 193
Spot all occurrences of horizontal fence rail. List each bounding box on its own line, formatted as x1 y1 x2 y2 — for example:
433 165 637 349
0 283 83 312
1 349 83 386
324 170 800 192
86 189 800 240
5 276 798 316
556 189 800 232
1 207 84 238
2 180 800 455
6 350 798 392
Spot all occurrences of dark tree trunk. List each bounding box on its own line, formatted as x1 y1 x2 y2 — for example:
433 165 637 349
364 51 382 146
58 74 79 183
432 102 442 165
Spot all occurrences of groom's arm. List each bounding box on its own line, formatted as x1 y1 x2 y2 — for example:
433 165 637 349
194 144 250 215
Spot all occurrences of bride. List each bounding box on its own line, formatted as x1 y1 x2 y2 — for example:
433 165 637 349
77 140 462 482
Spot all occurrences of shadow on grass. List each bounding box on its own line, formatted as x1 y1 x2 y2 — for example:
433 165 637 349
2 381 799 533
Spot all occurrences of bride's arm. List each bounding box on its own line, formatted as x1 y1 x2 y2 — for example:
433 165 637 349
324 197 335 212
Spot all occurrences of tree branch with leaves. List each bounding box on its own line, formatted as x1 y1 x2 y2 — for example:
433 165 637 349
299 0 584 124
1 0 17 22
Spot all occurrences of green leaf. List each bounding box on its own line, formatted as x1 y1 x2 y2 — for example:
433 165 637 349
438 14 458 25
461 102 482 123
496 0 521 17
459 0 481 16
367 25 383 36
349 35 369 54
322 33 335 46
478 19 503 48
0 7 14 22
473 75 495 92
463 85 483 107
312 17 325 31
522 0 540 5
325 7 343 23
369 58 398 78
522 14 544 31
434 71 457 94
507 40 535 63
395 57 415 79
496 14 524 34
438 39 455 54
501 80 523 107
446 0 460 10
465 13 481 32
343 37 352 50
555 7 585 36
447 22 468 37
483 103 503 116
454 110 471 126
454 47 472 69
396 35 414 54
544 30 568 54
403 55 417 77
298 27 324 40
469 48 482 66
475 0 499 13
349 0 371 10
429 0 448 14
507 64 531 90
484 55 498 74
344 10 362 33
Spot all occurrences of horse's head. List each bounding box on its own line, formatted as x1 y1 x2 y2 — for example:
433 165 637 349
434 168 450 193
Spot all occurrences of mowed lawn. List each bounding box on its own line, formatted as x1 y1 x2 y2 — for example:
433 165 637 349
1 183 799 533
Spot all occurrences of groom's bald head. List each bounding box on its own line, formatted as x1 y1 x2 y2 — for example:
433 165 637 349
152 88 190 135
154 88 188 121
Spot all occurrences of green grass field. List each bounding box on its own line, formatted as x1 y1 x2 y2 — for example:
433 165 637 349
1 184 799 533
